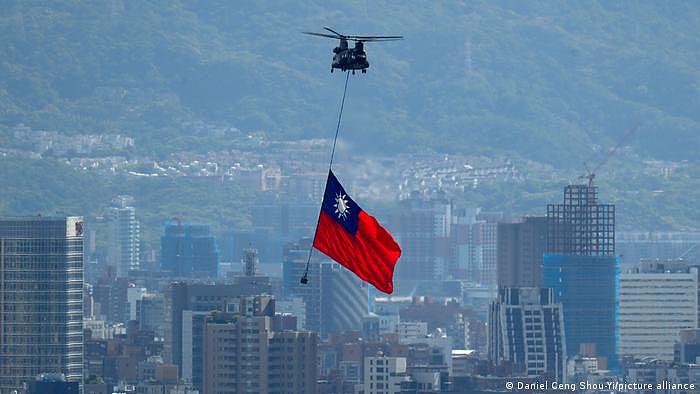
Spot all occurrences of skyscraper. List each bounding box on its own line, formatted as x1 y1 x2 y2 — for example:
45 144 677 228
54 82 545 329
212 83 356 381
544 184 618 368
471 212 502 288
496 216 547 288
108 196 140 277
160 220 219 277
488 287 566 381
0 217 84 392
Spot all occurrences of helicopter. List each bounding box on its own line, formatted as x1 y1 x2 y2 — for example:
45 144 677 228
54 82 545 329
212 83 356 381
303 27 403 74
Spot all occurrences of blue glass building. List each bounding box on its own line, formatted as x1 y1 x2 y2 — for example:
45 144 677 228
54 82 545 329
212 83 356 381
161 221 219 277
543 254 619 369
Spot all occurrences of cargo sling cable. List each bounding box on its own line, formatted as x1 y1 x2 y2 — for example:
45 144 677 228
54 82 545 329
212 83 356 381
301 70 351 284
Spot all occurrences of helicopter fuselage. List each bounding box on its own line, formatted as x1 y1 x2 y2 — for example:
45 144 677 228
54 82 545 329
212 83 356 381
332 48 369 71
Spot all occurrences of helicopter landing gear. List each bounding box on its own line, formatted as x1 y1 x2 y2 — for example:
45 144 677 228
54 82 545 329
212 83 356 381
352 70 355 74
361 69 366 73
331 68 334 73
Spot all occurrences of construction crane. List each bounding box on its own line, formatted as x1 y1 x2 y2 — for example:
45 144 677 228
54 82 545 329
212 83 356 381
579 125 641 190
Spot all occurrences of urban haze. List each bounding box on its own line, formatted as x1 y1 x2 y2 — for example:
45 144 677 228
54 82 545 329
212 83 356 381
0 1 699 394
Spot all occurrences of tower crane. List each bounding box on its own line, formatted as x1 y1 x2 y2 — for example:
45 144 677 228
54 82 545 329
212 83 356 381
579 125 641 191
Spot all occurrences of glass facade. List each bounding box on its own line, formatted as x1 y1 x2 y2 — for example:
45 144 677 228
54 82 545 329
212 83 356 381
543 254 619 370
0 217 84 391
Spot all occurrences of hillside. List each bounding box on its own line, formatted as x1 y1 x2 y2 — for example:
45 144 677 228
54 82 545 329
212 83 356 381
1 1 698 165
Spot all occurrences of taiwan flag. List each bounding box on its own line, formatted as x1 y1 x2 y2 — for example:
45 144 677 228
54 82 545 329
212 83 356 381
313 170 401 294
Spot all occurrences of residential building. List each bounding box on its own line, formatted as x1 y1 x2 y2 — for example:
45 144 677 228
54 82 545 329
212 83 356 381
202 297 317 394
108 196 140 277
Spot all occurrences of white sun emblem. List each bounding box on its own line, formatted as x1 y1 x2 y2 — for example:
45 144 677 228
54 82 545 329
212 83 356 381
334 193 350 220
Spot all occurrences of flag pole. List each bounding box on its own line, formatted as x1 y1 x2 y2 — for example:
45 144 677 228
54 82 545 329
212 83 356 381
301 70 351 284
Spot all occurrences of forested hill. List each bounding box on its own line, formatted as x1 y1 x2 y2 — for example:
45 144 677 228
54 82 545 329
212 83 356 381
1 1 698 166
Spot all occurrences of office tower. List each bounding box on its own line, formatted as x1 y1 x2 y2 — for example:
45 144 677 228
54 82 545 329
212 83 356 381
619 260 698 361
389 196 451 281
471 212 502 287
320 262 369 339
160 220 219 277
108 196 140 277
488 287 566 381
0 217 84 392
497 217 547 287
449 207 479 280
362 354 411 394
544 255 618 366
544 184 618 368
202 297 318 394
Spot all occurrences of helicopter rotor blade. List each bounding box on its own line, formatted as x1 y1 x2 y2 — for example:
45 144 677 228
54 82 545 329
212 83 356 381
355 37 404 42
349 35 404 40
322 26 346 38
302 32 342 39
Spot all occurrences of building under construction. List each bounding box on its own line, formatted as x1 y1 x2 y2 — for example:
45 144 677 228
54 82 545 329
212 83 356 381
544 184 618 367
546 184 615 256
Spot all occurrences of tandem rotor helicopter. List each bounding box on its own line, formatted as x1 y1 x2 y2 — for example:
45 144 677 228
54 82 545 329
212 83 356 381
303 27 403 74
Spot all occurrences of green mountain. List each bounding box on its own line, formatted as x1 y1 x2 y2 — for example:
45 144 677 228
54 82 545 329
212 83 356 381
1 1 698 164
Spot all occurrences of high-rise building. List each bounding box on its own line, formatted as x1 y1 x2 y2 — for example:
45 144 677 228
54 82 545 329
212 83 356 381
320 262 369 339
0 217 84 392
160 221 219 277
449 207 479 280
543 255 618 367
166 282 247 389
619 260 698 361
544 184 618 369
389 196 451 281
108 196 140 277
471 212 502 288
488 287 566 381
202 297 318 394
497 216 547 288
